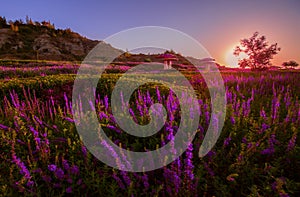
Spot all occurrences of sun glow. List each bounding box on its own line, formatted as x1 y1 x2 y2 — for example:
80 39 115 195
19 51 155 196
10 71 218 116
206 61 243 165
225 45 248 68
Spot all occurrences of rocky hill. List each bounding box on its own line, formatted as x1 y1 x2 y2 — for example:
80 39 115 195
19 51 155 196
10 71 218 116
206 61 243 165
0 18 122 61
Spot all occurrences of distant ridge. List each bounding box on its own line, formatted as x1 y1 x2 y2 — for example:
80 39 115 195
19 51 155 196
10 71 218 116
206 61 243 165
0 17 123 61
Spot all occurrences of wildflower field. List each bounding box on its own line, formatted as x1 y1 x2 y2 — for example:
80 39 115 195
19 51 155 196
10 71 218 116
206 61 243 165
0 63 299 196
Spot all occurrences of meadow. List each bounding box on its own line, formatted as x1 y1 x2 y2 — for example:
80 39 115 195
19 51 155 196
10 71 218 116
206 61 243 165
0 63 299 196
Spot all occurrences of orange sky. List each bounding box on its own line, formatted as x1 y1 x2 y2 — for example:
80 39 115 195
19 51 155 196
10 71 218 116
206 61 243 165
206 27 300 67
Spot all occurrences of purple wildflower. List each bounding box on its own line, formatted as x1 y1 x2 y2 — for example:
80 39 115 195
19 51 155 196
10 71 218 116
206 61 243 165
163 168 181 193
271 97 280 121
70 165 79 175
261 147 275 155
206 150 216 158
48 164 57 172
64 117 74 123
12 153 31 179
129 108 138 123
104 95 109 110
64 92 70 112
26 180 34 187
35 137 41 144
62 159 70 170
146 90 152 105
223 137 232 147
260 134 278 155
81 145 88 158
141 173 149 189
66 186 72 193
99 111 108 121
0 123 9 131
184 144 194 181
260 123 269 133
120 171 131 187
230 116 235 125
54 168 65 180
29 126 38 137
107 124 121 134
34 116 43 126
260 109 267 119
247 143 252 149
112 173 125 189
156 87 162 103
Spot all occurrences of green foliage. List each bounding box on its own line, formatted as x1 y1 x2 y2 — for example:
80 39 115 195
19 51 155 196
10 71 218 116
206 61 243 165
0 16 8 28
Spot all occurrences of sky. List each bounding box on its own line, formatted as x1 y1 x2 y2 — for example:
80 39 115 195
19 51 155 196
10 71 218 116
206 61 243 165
1 0 300 66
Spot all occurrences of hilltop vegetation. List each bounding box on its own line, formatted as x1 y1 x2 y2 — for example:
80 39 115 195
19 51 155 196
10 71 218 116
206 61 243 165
0 17 122 61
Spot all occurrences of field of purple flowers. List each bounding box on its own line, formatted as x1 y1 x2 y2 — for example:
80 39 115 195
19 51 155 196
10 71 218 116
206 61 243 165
0 64 299 196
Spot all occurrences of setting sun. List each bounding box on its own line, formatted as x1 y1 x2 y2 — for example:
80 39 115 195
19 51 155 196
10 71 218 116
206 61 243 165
225 45 248 68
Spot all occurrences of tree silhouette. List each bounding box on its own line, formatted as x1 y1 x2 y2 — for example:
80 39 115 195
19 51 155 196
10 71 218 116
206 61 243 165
282 60 299 69
234 32 281 70
0 16 7 28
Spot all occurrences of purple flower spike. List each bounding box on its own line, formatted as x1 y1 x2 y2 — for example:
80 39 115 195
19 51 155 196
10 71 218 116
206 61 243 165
81 145 88 157
230 116 235 125
0 123 9 131
64 117 74 123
